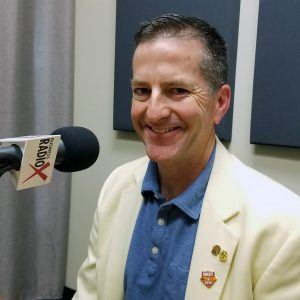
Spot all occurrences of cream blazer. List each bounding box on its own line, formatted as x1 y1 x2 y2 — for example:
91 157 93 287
74 139 300 300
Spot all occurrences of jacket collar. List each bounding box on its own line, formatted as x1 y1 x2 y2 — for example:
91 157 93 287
205 138 241 222
134 138 241 222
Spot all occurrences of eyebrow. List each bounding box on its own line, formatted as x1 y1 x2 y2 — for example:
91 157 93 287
163 80 194 89
131 79 148 86
131 79 195 89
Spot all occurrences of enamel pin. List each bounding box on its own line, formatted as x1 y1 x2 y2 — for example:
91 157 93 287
200 271 217 288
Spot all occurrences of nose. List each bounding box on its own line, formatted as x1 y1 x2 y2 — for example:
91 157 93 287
146 91 171 123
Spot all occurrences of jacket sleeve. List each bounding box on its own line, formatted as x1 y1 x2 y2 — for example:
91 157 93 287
253 225 300 300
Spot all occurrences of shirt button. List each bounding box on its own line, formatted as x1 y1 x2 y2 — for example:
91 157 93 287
151 246 159 255
157 218 165 226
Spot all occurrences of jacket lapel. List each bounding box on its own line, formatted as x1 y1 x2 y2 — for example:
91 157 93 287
185 201 239 300
102 161 146 299
185 139 241 300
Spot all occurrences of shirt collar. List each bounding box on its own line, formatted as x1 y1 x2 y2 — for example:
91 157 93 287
141 145 216 220
141 160 161 197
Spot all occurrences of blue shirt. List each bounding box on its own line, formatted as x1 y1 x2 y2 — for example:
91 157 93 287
124 147 216 300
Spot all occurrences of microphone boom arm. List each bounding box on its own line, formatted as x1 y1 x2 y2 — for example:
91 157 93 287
0 145 22 177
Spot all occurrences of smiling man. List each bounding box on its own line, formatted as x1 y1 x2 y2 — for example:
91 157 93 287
73 14 300 300
130 29 230 201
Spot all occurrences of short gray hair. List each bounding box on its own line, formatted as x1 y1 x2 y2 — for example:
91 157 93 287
134 13 228 93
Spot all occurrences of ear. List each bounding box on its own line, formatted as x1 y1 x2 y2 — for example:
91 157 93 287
214 84 231 125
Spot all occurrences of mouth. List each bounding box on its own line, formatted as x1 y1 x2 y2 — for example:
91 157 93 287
146 125 179 134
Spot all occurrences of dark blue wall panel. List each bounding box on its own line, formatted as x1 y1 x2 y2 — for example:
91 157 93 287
113 0 240 141
251 0 300 147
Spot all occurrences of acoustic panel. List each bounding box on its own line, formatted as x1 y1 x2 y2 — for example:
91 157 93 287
251 0 300 147
113 0 240 141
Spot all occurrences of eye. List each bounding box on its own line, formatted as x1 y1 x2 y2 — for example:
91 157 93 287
168 88 189 100
173 88 188 94
132 87 151 101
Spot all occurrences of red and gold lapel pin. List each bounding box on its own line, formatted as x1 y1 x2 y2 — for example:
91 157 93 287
200 271 217 288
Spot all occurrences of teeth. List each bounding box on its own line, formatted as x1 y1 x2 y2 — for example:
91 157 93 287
152 127 176 134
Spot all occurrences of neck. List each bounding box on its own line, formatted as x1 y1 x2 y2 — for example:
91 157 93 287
158 134 216 201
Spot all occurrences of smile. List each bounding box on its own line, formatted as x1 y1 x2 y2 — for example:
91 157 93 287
148 126 178 134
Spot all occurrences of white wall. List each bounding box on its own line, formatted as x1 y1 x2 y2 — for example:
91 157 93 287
66 0 300 289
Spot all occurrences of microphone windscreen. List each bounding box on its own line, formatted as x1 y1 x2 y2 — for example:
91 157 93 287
51 126 100 172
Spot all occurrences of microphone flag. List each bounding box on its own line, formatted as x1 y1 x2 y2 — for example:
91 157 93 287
0 135 60 190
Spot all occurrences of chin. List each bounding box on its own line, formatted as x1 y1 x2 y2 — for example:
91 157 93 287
145 145 177 164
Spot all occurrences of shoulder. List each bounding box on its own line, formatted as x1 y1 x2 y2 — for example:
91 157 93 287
233 155 300 217
96 156 149 208
214 139 300 225
227 154 300 242
104 156 149 188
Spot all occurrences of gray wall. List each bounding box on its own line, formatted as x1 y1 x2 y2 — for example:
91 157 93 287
66 0 300 289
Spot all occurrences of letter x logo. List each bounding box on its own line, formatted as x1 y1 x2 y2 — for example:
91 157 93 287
22 162 51 183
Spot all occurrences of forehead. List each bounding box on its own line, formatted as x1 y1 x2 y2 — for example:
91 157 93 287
133 37 204 63
132 37 206 83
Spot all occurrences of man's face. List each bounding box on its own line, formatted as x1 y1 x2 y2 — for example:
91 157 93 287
131 37 229 166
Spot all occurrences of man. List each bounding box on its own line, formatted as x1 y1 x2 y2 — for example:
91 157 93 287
74 14 300 299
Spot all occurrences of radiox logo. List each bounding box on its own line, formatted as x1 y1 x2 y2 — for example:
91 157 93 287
22 138 55 183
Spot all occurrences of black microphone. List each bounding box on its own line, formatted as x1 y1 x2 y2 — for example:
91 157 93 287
51 126 100 172
0 126 100 177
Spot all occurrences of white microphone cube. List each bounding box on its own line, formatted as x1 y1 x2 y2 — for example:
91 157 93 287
0 135 60 190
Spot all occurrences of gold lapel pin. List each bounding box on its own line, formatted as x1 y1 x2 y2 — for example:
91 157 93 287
219 250 228 262
200 271 217 288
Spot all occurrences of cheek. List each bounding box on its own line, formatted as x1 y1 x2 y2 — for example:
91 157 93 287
182 102 215 133
183 100 208 121
131 101 146 124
